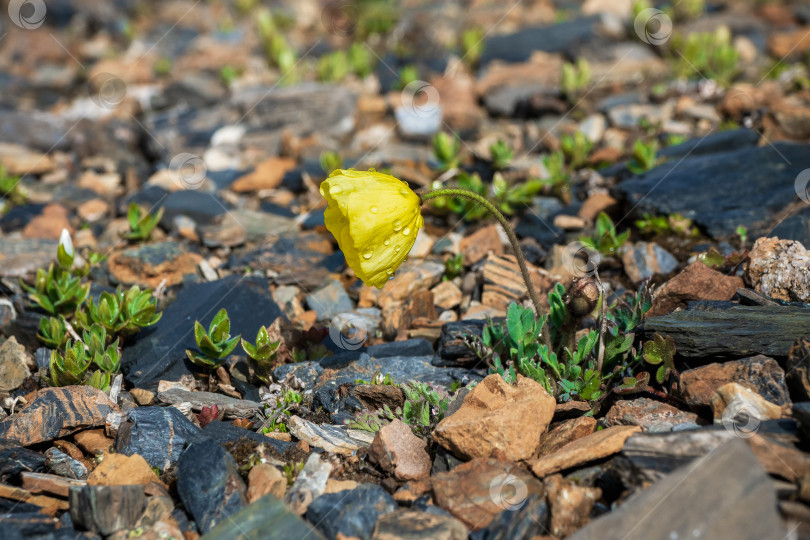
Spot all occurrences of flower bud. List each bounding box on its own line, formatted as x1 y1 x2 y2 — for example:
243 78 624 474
568 277 600 317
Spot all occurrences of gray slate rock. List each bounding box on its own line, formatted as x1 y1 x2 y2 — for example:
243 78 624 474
614 142 810 238
115 406 203 472
122 275 283 389
69 485 145 536
176 440 247 535
306 483 397 540
644 301 810 359
480 17 602 65
570 439 785 540
306 279 354 321
202 493 324 540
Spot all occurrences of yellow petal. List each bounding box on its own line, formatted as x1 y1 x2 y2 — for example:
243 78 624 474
321 169 423 288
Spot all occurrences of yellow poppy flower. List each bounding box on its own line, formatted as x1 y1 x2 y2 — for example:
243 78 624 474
321 169 424 288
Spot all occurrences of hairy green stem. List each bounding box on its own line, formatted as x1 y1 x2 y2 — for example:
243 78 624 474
420 188 551 349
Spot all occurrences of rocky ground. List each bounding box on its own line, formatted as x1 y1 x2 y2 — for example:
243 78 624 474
0 0 810 538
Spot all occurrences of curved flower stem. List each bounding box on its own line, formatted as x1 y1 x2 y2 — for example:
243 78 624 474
420 188 551 349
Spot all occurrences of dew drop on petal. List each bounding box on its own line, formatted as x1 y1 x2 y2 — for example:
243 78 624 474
340 202 346 209
393 220 402 232
331 185 343 194
386 268 393 275
400 188 409 197
384 239 390 246
403 227 410 235
363 250 373 259
394 246 401 253
370 206 379 214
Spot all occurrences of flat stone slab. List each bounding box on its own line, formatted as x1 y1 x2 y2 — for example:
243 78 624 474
156 388 261 419
0 386 116 446
570 439 786 540
614 142 810 238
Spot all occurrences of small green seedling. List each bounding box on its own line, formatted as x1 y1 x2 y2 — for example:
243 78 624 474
125 203 164 241
241 326 281 384
320 151 343 175
561 58 591 103
489 140 514 170
432 132 461 171
560 131 593 170
627 139 660 175
642 333 677 384
186 308 241 369
580 212 630 256
20 229 90 315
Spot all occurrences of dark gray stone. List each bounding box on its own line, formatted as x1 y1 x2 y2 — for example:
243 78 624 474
306 483 397 540
306 280 354 321
644 301 810 359
471 495 550 540
176 440 247 535
202 493 324 540
614 142 810 238
273 362 324 392
115 406 203 472
201 421 295 454
312 354 480 422
160 190 228 226
0 444 46 483
69 485 145 536
121 275 283 389
45 448 88 480
229 232 346 290
570 439 785 540
480 17 603 66
769 205 810 247
320 338 436 370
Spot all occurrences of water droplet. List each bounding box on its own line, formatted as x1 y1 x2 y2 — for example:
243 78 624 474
331 185 343 194
384 239 390 246
394 246 401 253
393 220 402 232
388 276 394 281
386 268 393 275
340 202 346 209
400 188 409 197
370 206 379 214
403 227 411 235
363 250 373 259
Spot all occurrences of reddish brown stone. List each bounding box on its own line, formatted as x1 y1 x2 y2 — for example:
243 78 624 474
679 355 790 409
530 425 641 478
537 416 596 457
87 452 161 487
649 262 743 317
545 474 600 538
460 225 504 265
246 463 286 503
74 429 114 456
605 398 700 432
432 458 544 531
22 204 72 240
231 157 297 192
767 27 810 59
369 419 432 481
433 374 555 461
